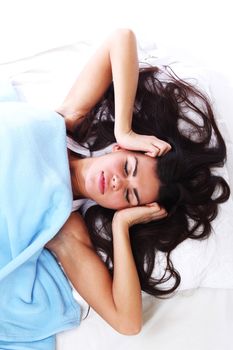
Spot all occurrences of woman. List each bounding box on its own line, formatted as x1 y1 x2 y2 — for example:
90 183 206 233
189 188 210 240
46 29 230 335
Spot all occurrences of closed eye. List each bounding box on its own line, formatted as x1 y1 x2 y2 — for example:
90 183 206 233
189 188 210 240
124 160 129 176
124 161 130 204
125 189 130 203
124 158 140 206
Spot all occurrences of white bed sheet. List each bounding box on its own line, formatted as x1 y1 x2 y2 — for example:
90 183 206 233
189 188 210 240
1 39 232 350
1 41 232 290
57 288 233 350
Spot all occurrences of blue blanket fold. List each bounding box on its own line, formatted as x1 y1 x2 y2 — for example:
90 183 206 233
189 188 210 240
0 97 81 348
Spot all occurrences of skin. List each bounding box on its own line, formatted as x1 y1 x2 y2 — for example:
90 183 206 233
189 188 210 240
46 29 170 335
69 146 161 210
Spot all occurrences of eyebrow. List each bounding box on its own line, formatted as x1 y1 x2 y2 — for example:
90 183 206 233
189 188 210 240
133 157 140 205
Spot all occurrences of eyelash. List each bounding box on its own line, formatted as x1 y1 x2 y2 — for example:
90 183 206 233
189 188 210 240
124 160 130 203
124 160 128 176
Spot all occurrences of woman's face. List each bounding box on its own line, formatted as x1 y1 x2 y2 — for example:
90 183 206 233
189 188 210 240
77 147 160 210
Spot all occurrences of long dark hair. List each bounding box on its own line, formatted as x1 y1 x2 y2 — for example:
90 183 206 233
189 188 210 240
70 66 230 297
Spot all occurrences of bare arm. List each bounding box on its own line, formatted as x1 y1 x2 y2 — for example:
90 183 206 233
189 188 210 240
46 204 167 334
47 211 142 335
57 28 171 156
57 28 138 137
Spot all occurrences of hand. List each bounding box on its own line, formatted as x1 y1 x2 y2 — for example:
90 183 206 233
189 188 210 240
115 130 172 157
113 202 167 228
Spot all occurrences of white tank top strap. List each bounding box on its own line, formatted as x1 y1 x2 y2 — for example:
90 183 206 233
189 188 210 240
67 135 117 158
72 198 87 212
72 198 97 214
66 136 91 157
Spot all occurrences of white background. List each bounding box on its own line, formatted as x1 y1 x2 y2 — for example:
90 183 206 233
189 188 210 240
1 0 232 82
1 2 232 349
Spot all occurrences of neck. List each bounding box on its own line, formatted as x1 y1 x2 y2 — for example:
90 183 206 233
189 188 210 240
68 150 91 199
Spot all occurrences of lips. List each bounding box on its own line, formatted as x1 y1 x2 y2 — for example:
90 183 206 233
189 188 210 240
99 171 105 194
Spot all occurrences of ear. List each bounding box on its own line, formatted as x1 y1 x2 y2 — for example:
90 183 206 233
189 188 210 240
112 143 124 152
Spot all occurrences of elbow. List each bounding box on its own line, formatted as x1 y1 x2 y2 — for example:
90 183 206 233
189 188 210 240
112 28 136 42
125 326 142 336
116 320 142 336
114 27 135 36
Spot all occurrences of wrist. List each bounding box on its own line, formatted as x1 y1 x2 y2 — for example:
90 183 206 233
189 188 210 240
114 129 133 146
114 116 132 136
112 211 130 232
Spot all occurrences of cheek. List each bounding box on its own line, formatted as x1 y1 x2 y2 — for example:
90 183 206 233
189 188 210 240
85 173 96 193
102 192 128 210
106 193 124 209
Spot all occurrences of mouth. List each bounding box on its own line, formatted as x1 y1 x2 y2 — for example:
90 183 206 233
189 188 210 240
99 171 105 194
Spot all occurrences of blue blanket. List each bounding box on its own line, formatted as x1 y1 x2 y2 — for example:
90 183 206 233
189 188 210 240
0 83 81 349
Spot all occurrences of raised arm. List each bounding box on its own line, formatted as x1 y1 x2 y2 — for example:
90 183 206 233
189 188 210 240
46 204 166 334
57 28 171 157
57 28 138 136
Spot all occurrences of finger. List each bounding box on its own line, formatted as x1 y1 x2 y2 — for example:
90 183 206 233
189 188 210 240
144 148 160 158
162 143 172 155
146 202 160 209
152 207 168 220
150 141 164 157
143 208 167 223
146 203 167 215
147 204 165 218
154 145 162 156
152 142 171 156
159 146 169 156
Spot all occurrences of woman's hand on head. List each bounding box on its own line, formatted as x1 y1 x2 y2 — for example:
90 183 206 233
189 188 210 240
116 130 172 157
113 202 167 228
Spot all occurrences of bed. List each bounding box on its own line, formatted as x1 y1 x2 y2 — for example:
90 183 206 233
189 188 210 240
0 3 233 349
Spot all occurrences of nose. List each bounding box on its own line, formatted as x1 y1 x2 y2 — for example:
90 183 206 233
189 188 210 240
111 174 124 191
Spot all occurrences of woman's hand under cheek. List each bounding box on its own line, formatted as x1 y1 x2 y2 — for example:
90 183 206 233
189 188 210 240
113 202 167 229
115 130 172 157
